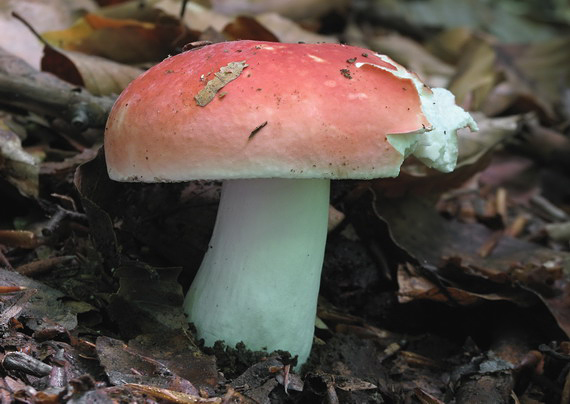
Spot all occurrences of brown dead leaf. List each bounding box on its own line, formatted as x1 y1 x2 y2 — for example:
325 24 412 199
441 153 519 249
449 35 570 120
222 15 278 42
73 149 121 270
254 13 337 44
448 36 501 111
43 12 197 64
229 356 291 402
425 27 474 64
355 0 558 44
41 45 143 96
96 335 217 392
397 263 531 306
0 268 93 331
374 196 570 277
128 333 219 390
126 383 223 403
373 195 570 337
493 37 570 120
107 264 187 338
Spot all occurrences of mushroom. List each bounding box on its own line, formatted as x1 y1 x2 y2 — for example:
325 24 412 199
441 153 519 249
104 40 477 367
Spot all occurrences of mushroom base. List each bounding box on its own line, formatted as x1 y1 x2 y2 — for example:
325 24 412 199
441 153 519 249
184 178 330 367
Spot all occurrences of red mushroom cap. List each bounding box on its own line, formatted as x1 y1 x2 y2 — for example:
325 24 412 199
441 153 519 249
104 40 433 182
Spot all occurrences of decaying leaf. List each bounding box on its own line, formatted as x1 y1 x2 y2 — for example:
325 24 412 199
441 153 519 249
447 36 500 111
125 384 224 403
254 12 337 44
42 12 196 64
128 332 219 389
195 60 248 107
374 196 570 275
107 264 187 337
222 15 278 42
493 37 570 120
73 149 121 270
41 45 143 96
356 0 558 43
374 195 570 337
0 268 93 331
449 35 570 120
397 263 532 306
96 335 217 392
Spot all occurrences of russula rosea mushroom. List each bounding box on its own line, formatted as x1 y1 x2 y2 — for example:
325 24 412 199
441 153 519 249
104 40 477 367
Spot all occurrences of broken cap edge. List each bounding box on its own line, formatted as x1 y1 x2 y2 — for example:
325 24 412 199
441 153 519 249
356 54 479 173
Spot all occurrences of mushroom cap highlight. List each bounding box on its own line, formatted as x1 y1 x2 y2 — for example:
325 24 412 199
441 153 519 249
104 40 475 182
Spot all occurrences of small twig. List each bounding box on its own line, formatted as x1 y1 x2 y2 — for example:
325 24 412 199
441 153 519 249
531 195 569 222
0 46 114 131
0 286 27 294
2 352 52 378
505 214 528 238
11 12 49 46
0 230 38 249
0 72 114 131
15 256 76 277
478 230 504 258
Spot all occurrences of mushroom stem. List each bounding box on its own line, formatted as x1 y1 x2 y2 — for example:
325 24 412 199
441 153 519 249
184 178 330 366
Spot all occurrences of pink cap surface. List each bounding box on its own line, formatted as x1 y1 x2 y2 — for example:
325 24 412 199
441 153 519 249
104 40 433 181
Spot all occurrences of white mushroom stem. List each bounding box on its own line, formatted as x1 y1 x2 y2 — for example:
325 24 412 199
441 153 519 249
183 178 330 366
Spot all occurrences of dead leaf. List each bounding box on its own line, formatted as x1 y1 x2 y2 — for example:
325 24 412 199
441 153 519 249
0 268 93 331
373 196 570 277
222 15 278 42
125 383 223 403
41 45 143 96
96 336 193 389
73 149 121 270
107 264 187 338
426 27 474 64
397 263 531 306
230 356 287 402
493 37 570 120
43 12 196 64
255 13 337 44
373 195 570 337
355 0 558 43
128 333 218 389
448 36 501 111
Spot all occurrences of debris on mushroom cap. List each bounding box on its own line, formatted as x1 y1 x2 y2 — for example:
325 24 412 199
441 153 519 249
104 40 477 182
194 61 248 107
